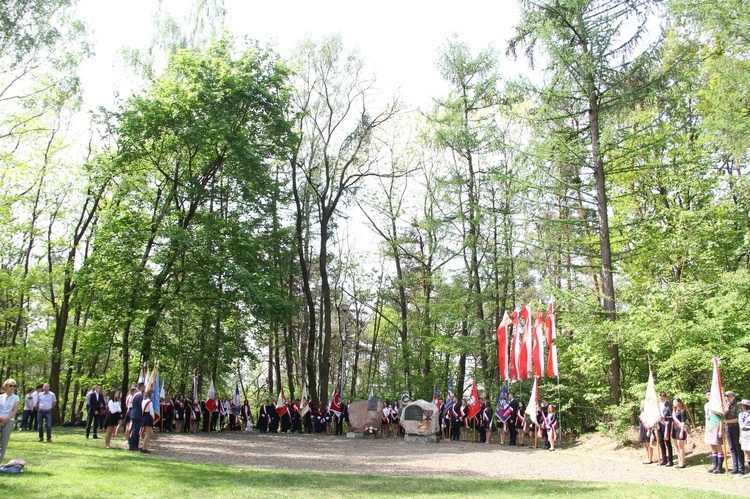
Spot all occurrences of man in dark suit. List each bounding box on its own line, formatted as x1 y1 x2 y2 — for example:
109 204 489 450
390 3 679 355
128 382 145 451
86 385 105 439
508 392 519 446
658 391 674 466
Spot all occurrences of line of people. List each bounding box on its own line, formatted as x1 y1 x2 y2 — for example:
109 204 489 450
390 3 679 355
439 393 558 450
255 399 350 435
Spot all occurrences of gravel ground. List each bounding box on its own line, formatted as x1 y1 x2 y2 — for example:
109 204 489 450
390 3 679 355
143 430 747 496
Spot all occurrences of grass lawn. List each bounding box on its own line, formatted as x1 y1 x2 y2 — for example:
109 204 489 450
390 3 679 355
0 428 734 498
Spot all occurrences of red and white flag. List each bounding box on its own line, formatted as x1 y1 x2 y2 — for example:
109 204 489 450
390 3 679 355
532 312 545 378
298 384 310 417
508 310 521 381
545 297 558 377
275 387 288 417
518 306 532 379
509 310 520 381
496 312 511 381
329 388 342 417
204 380 217 413
467 381 482 420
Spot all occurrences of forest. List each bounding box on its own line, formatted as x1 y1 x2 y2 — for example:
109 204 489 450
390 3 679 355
1 0 749 438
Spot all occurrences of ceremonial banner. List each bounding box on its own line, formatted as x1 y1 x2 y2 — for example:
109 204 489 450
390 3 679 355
276 388 288 417
545 297 558 377
497 312 511 381
496 386 513 424
467 381 481 420
706 357 725 433
433 385 441 411
298 384 310 417
145 365 161 425
524 377 539 420
329 388 342 417
231 384 241 415
640 369 660 429
443 379 455 413
204 380 217 413
519 306 533 378
532 312 545 378
509 310 520 381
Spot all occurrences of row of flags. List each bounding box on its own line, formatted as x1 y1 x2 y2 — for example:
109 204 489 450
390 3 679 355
496 297 558 382
138 364 162 425
275 385 342 418
434 377 551 437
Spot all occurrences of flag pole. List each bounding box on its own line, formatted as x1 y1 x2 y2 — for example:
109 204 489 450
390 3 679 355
556 374 561 443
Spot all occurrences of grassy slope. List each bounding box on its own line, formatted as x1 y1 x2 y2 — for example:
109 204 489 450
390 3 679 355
0 428 733 498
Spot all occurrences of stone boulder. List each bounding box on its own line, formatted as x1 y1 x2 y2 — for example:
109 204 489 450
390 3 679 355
400 399 439 436
348 400 383 433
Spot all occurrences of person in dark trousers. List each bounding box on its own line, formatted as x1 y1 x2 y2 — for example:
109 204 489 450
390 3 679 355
86 385 105 439
508 392 519 446
658 391 674 467
127 382 145 451
725 391 745 475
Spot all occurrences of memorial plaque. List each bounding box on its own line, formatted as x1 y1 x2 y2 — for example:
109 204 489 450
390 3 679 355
367 396 379 411
404 404 424 421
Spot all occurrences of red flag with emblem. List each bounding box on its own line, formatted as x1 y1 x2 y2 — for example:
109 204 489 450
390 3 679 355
467 381 481 420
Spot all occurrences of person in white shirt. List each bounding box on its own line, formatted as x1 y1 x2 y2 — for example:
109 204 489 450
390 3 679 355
104 390 122 449
140 389 155 453
0 379 20 463
21 388 35 430
36 383 57 442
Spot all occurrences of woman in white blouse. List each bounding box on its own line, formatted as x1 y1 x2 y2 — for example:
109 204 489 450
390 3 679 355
104 390 122 449
0 378 20 463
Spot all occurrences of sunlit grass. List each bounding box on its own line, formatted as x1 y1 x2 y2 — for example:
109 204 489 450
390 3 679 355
0 428 733 498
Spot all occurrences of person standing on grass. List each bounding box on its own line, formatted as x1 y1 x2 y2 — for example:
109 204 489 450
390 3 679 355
671 398 688 468
725 391 745 475
658 391 674 467
546 404 558 451
638 403 655 465
381 400 391 438
705 389 724 473
21 388 35 431
128 382 144 451
104 390 122 449
86 385 105 439
36 383 56 443
140 389 154 453
739 399 750 478
516 401 527 446
508 392 519 446
0 379 20 463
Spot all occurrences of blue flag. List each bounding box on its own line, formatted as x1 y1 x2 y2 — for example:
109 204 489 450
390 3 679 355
496 385 512 422
443 379 455 413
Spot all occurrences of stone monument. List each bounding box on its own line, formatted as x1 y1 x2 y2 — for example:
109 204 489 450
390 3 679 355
347 400 383 437
401 399 440 443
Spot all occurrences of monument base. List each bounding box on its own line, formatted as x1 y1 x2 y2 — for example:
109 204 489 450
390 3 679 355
347 432 378 439
404 434 439 444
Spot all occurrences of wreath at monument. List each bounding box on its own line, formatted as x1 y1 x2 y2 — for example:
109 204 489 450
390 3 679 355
363 426 378 435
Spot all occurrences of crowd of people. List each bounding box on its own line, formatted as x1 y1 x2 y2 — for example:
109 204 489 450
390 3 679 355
436 393 557 450
635 389 750 475
2 376 750 481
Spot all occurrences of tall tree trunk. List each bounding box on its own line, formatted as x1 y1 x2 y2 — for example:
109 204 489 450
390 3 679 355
589 84 621 404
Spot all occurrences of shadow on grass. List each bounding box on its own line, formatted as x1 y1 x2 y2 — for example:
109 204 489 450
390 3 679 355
0 428 735 498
